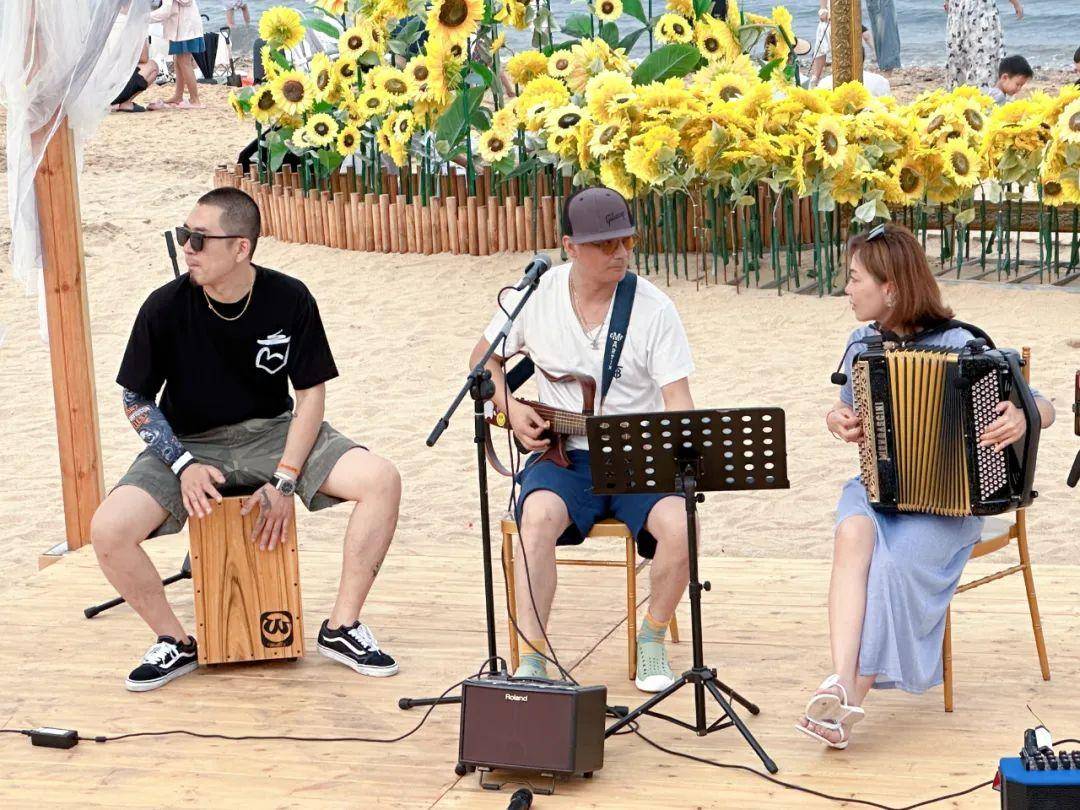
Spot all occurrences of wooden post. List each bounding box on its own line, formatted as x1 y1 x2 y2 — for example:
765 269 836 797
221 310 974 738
830 0 863 85
34 119 105 551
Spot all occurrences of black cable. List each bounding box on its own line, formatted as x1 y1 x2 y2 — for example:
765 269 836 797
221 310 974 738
1 658 504 748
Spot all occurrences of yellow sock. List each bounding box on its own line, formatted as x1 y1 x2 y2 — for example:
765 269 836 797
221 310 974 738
638 612 668 644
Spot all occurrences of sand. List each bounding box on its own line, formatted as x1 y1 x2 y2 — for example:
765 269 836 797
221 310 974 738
0 81 1078 598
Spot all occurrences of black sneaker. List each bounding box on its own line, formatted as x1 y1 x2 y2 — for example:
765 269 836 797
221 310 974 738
317 620 399 677
125 636 199 692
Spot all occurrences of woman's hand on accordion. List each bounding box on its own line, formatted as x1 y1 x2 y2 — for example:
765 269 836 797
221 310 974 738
827 404 864 443
980 401 1027 452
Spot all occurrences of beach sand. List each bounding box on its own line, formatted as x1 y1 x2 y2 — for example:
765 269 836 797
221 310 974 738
1 81 1078 597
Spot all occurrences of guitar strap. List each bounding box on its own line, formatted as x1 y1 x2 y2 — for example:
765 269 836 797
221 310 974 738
600 272 638 409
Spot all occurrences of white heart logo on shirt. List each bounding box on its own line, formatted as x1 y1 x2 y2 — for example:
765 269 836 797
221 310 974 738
255 331 290 375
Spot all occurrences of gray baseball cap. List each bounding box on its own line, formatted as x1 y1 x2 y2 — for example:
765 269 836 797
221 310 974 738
564 186 636 244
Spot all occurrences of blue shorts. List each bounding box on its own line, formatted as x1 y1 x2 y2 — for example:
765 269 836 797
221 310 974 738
169 37 206 55
515 449 673 559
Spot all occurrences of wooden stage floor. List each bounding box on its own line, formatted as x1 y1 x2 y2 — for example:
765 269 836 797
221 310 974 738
1 532 1078 809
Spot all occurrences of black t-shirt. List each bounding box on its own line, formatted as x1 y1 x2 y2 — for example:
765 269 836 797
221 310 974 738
117 264 338 436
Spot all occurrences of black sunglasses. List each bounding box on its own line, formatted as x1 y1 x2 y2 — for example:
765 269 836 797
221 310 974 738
175 226 244 252
865 223 887 241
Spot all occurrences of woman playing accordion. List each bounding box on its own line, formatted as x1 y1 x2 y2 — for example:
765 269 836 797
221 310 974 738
796 223 1055 750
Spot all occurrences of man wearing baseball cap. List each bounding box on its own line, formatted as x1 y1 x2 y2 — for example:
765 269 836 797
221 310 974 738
469 186 696 692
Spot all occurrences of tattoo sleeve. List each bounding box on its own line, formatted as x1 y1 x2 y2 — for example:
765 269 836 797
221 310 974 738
122 388 194 475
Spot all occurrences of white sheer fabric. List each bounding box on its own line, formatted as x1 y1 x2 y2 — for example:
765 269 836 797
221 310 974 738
0 0 150 337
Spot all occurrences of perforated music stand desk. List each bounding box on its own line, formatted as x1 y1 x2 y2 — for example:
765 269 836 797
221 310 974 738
587 408 788 774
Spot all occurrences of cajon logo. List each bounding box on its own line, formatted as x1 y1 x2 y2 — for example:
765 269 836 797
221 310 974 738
260 611 294 647
504 693 528 703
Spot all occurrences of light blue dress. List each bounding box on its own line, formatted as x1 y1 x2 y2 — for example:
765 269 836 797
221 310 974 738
836 324 984 694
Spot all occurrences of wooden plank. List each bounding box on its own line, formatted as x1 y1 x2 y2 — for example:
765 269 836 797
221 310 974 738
189 496 304 665
34 118 105 551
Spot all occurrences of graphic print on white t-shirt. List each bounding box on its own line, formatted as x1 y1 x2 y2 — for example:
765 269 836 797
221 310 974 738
255 330 291 375
484 262 694 451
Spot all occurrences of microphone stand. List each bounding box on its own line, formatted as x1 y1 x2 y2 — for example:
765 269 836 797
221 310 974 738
399 258 547 711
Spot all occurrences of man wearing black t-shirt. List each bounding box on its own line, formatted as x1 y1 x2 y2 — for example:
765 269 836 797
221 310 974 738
91 187 402 691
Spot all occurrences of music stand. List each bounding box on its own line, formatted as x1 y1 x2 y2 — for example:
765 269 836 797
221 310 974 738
587 407 788 774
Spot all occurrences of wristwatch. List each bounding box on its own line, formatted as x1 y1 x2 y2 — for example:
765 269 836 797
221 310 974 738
273 473 297 497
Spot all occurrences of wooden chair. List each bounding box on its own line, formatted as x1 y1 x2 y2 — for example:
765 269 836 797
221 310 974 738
188 487 304 666
942 346 1050 711
501 517 679 681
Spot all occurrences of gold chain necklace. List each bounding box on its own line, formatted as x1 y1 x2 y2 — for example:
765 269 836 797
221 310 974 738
569 272 606 350
203 270 255 322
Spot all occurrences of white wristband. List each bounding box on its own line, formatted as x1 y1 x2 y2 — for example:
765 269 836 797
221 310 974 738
171 451 195 476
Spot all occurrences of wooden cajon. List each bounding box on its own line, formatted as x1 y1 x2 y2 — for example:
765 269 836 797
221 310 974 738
188 491 304 666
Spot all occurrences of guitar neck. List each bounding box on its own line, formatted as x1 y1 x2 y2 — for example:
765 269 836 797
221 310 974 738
525 401 588 436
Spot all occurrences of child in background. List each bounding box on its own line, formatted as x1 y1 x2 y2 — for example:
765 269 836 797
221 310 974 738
986 55 1033 104
226 1 251 28
148 0 205 110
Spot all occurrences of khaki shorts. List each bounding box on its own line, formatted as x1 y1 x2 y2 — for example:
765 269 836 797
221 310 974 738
115 412 362 538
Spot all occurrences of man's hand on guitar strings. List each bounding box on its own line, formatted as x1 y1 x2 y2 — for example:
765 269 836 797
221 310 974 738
508 399 551 452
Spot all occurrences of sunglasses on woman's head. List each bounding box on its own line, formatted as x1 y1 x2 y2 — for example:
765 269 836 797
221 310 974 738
175 226 243 252
865 223 887 241
585 235 636 255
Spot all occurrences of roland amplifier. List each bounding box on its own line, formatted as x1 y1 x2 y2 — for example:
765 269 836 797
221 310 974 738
457 677 606 777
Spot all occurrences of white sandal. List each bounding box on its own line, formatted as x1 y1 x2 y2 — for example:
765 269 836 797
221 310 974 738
794 718 849 750
804 674 865 726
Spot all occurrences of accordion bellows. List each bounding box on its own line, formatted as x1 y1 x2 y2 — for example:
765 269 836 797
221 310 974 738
852 341 1040 517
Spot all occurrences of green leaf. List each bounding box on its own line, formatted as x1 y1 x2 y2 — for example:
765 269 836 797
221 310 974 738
491 154 517 175
599 21 620 48
542 40 578 56
434 86 486 153
503 155 540 181
388 39 408 56
955 207 976 226
316 148 345 176
631 43 702 85
622 0 648 24
561 14 594 39
757 57 783 81
735 194 756 207
854 200 877 223
467 60 496 89
617 27 648 53
303 17 342 40
692 0 712 17
470 107 492 131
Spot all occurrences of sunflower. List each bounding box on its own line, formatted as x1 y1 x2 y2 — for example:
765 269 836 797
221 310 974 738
339 25 371 61
656 13 693 44
601 155 636 198
813 115 847 169
589 121 629 157
548 51 573 79
941 141 980 187
260 46 282 82
585 71 635 121
373 0 409 21
546 104 585 133
892 159 926 205
1058 99 1080 145
695 14 741 63
495 0 530 30
227 91 246 122
666 0 693 14
332 57 361 89
1042 178 1067 206
492 32 506 54
378 118 409 167
506 51 549 86
769 6 794 61
357 88 392 119
478 128 515 163
302 113 339 149
270 70 315 116
308 52 334 102
566 38 633 94
258 6 304 50
596 0 623 21
388 109 416 142
829 81 872 114
314 0 346 13
368 65 415 102
249 84 280 124
405 55 439 101
427 0 484 46
492 106 519 132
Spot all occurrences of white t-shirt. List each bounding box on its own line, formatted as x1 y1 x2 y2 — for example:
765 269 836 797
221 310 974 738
817 71 892 97
484 262 695 451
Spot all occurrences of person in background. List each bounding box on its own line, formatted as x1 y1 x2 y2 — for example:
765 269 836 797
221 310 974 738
111 37 159 113
987 54 1034 104
225 0 251 28
1073 45 1080 86
810 4 875 89
865 0 901 72
945 0 1023 91
147 0 205 110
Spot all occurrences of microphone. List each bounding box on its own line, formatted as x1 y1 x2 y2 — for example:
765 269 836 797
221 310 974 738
164 230 181 280
513 254 552 291
507 788 533 809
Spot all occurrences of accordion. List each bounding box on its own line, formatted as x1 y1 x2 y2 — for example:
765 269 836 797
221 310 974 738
851 339 1040 517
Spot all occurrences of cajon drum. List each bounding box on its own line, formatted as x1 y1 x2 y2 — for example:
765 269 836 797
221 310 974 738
188 487 304 665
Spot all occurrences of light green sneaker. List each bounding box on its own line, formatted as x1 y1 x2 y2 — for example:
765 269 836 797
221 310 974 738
635 640 675 693
513 655 549 680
